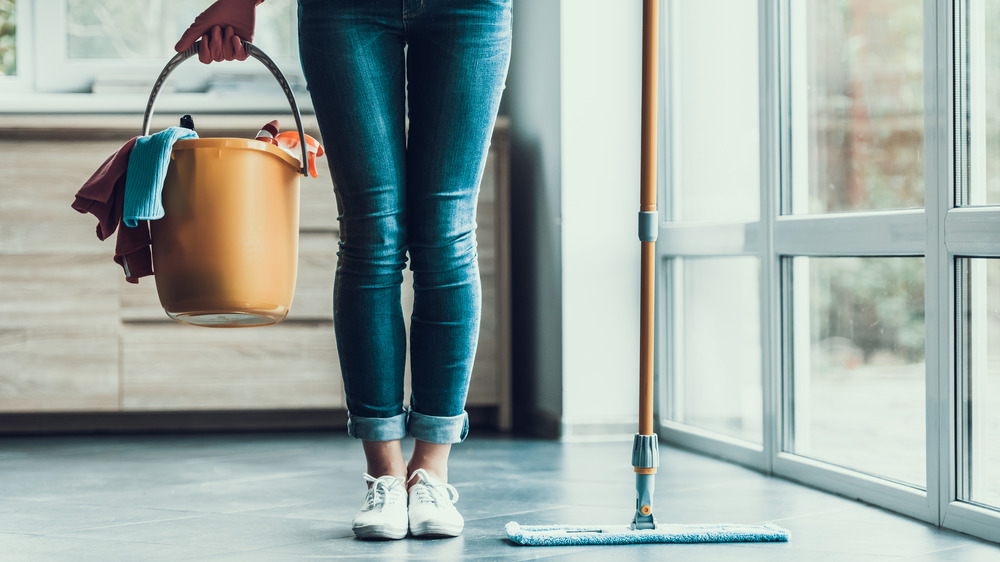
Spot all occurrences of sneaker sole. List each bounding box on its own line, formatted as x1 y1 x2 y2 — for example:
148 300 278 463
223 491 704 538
353 524 408 540
409 521 464 538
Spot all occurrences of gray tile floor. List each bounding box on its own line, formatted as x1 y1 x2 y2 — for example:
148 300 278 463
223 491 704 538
1 432 998 561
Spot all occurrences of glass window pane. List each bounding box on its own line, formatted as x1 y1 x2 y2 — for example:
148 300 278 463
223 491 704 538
959 259 1000 508
790 257 925 487
790 0 924 214
0 0 14 76
671 0 759 222
675 257 762 443
967 0 1000 205
65 0 295 60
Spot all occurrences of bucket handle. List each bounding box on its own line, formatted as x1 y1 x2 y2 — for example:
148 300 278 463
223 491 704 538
141 40 309 177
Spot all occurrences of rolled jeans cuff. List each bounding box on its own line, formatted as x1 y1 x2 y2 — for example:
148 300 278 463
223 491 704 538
407 409 469 444
347 412 407 441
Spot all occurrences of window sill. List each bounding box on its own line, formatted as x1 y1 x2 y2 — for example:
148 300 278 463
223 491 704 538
0 106 321 141
0 91 315 115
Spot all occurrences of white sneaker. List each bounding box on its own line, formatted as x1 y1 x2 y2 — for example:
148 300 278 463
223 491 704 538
407 468 464 537
352 473 408 540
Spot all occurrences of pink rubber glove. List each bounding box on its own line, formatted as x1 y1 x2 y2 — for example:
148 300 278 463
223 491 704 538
174 0 263 64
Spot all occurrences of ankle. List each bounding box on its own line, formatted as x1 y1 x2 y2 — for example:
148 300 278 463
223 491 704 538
362 440 406 484
368 469 407 482
407 440 452 487
365 462 407 483
407 464 448 486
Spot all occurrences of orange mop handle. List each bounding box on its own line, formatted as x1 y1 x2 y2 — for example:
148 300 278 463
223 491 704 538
638 0 658 438
632 0 661 530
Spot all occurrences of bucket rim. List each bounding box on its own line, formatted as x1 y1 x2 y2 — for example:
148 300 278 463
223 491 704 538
172 137 302 171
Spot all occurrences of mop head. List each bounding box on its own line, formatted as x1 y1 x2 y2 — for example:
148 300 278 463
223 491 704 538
504 521 789 546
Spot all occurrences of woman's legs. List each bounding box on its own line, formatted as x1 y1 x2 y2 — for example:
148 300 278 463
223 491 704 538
298 0 409 469
402 0 513 459
300 0 512 505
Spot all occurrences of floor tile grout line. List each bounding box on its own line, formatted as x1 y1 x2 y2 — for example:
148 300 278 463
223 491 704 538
753 506 877 524
45 524 354 553
18 467 345 504
463 505 578 523
58 513 212 535
6 529 251 552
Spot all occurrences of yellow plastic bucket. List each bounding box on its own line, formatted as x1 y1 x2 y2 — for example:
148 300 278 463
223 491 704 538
140 40 310 327
151 139 302 327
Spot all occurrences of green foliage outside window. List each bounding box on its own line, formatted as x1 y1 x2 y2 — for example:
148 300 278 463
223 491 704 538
812 258 926 366
0 0 15 76
807 0 925 366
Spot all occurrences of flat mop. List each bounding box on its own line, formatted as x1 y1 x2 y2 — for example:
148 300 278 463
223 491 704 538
505 0 789 546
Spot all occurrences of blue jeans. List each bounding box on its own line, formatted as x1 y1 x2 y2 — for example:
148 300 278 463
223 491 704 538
298 0 512 444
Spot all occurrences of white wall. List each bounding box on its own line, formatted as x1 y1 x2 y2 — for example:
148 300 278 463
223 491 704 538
505 0 564 436
559 1 642 436
506 0 642 438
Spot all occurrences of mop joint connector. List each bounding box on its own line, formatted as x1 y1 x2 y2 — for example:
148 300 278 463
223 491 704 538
638 211 658 242
631 434 660 530
631 433 659 469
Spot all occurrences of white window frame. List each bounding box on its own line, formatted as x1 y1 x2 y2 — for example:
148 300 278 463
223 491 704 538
655 0 1000 544
0 0 32 92
1 0 307 113
941 0 1000 540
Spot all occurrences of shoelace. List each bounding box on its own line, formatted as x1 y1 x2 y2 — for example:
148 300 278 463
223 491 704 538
409 469 459 505
362 473 403 511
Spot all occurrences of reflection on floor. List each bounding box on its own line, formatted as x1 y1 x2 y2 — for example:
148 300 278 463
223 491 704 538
0 432 997 561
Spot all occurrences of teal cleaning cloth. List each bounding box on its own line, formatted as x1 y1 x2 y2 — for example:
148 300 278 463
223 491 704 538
123 126 198 227
504 521 789 546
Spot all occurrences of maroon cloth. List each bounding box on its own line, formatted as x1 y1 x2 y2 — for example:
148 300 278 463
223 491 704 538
72 137 154 284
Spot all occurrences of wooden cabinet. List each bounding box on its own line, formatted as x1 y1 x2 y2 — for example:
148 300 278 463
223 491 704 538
0 116 510 431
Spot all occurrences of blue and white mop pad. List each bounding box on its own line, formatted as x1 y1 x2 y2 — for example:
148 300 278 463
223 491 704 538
504 521 789 546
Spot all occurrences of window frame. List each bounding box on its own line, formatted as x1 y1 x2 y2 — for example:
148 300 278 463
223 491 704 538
0 0 306 113
942 0 1000 540
0 0 32 91
654 0 1000 544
